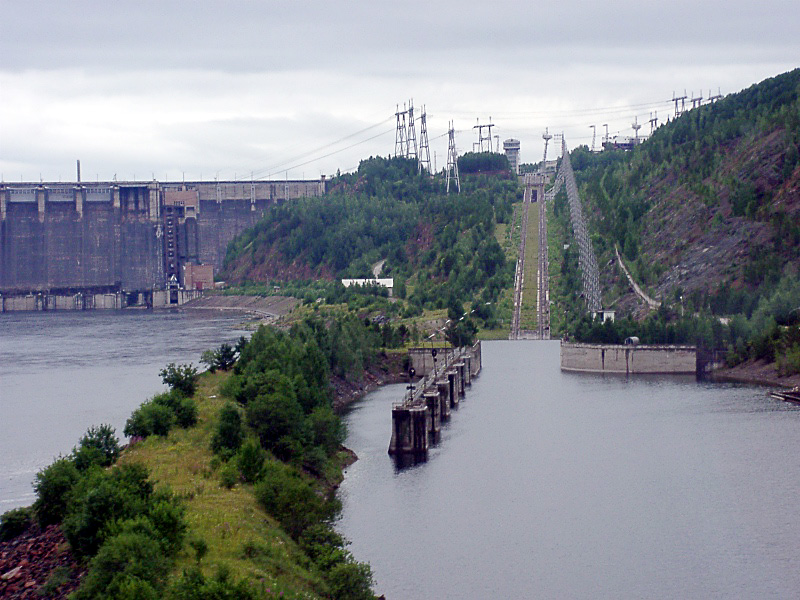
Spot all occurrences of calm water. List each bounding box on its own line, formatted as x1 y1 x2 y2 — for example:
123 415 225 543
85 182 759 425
0 310 246 513
337 341 800 599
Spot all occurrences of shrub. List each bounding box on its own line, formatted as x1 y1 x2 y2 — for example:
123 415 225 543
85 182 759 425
63 464 153 558
124 401 176 438
326 561 375 600
153 391 198 428
71 532 167 599
75 424 121 467
299 524 349 571
218 462 239 489
160 363 199 397
236 440 266 484
211 404 244 456
253 461 338 539
0 506 32 541
246 393 305 452
33 458 80 527
166 567 257 600
307 405 345 456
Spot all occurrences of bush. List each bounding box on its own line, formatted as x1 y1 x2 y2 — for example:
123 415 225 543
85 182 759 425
75 424 120 467
160 363 199 397
253 461 338 539
153 391 198 428
33 458 80 527
0 506 32 541
125 401 176 438
71 532 168 600
326 561 375 600
246 393 305 453
211 404 244 456
218 462 239 489
166 567 257 600
63 464 153 558
236 440 266 484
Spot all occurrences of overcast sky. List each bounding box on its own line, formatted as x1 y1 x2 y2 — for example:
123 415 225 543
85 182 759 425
1 1 798 183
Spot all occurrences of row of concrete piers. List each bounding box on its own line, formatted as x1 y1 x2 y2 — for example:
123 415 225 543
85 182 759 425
389 342 482 460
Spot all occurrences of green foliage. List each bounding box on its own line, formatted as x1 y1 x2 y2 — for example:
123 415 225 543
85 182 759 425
201 343 238 373
236 439 266 484
71 531 168 600
457 151 511 174
124 399 176 438
0 506 32 541
254 461 339 539
159 363 199 397
326 561 375 600
73 424 120 469
218 461 239 489
33 457 80 527
211 403 244 457
62 463 154 558
153 390 198 428
166 567 258 600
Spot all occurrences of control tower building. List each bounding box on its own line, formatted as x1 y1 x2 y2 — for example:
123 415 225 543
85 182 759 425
503 138 521 174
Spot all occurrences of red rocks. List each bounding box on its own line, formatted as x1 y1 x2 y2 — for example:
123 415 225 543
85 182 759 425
0 523 84 599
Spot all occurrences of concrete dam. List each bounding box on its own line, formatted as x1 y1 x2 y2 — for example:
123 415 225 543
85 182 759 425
0 178 326 310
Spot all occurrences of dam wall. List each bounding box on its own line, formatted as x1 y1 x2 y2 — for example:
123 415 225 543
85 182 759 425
560 342 697 374
0 178 325 304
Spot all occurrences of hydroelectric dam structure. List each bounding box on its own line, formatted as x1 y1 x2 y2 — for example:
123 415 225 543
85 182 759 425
0 178 326 311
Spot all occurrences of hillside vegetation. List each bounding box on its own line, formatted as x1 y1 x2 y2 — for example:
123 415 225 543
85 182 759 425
222 155 520 337
561 68 800 374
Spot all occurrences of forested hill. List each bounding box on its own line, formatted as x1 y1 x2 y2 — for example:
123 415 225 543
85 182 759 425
571 68 800 319
221 156 519 326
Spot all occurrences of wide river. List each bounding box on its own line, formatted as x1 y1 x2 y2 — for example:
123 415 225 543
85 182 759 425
0 310 246 513
336 341 800 599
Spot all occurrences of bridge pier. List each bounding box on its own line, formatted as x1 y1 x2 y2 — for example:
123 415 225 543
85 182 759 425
436 379 451 421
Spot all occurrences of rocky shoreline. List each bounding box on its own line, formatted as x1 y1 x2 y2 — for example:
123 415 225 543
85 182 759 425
710 358 800 390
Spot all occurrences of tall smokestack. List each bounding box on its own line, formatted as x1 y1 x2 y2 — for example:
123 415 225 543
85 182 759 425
77 160 81 183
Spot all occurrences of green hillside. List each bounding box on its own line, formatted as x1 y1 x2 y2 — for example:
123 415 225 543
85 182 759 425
562 68 800 373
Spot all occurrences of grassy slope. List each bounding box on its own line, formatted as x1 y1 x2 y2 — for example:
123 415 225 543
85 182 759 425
119 371 327 598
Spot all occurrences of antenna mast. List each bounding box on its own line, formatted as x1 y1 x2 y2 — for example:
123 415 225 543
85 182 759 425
542 127 553 163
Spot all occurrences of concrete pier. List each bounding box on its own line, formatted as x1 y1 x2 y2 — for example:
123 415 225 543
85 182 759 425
389 342 482 459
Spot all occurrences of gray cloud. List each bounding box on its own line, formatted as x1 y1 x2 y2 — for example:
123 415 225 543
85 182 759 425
1 1 797 181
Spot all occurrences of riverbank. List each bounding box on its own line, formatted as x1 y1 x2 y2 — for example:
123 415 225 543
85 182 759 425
711 358 800 389
180 294 299 321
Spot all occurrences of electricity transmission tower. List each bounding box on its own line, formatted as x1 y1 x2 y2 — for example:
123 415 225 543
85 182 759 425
418 105 432 175
407 100 418 160
672 90 688 118
590 125 596 152
395 104 408 158
649 111 658 133
446 121 460 194
474 118 495 153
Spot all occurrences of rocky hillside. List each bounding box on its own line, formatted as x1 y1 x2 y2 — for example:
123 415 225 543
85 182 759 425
571 68 800 318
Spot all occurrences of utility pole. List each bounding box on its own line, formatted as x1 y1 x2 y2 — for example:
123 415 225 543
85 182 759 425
394 104 408 158
589 125 596 152
446 121 460 194
673 90 688 118
418 104 432 175
649 111 658 134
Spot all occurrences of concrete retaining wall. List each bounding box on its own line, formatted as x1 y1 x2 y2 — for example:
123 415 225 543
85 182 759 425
561 342 697 374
